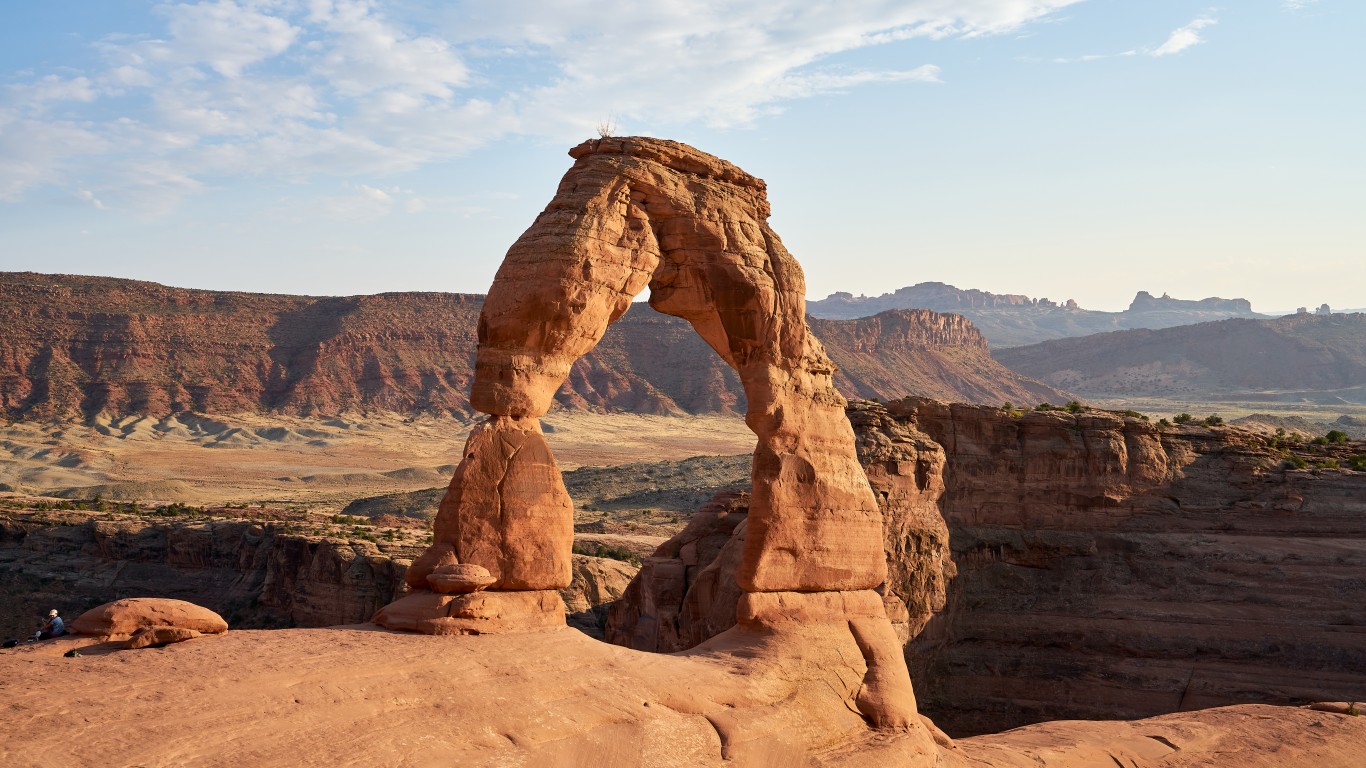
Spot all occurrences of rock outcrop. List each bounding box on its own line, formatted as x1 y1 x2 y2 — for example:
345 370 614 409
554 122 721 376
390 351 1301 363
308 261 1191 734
375 137 928 734
606 397 1366 735
71 597 228 639
0 271 1064 420
899 398 1366 734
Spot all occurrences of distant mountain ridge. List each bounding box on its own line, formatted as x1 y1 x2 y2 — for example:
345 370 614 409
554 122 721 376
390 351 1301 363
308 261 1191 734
995 312 1366 406
0 272 1068 420
808 282 1267 348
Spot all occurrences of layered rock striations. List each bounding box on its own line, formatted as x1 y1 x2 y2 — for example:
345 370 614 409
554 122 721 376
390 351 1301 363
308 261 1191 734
900 398 1366 734
0 511 411 639
0 508 636 641
811 310 1064 405
0 271 1064 420
606 397 1366 735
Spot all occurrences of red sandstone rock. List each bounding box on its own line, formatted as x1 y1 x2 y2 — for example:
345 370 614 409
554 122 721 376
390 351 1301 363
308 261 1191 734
71 598 228 639
431 416 573 591
124 626 204 649
426 563 496 594
461 136 887 593
372 589 566 635
375 136 918 732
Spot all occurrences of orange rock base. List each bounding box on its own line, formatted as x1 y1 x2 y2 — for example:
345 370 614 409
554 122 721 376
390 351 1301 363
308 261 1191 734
373 590 566 635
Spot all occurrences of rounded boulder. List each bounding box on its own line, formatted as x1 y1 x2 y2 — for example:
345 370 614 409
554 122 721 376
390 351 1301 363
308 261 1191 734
71 598 229 639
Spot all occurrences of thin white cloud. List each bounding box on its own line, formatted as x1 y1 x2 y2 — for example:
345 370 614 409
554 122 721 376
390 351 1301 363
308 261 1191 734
159 0 300 77
1151 15 1216 57
76 189 106 209
0 0 1083 211
1282 0 1318 10
1046 13 1216 63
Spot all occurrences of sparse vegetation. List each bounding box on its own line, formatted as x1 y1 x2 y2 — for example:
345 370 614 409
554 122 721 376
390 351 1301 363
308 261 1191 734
1173 413 1195 424
572 541 641 566
1036 402 1055 411
1350 454 1366 472
1203 414 1224 427
1283 453 1308 470
1002 402 1024 417
1157 418 1171 429
1065 400 1083 414
1324 430 1350 444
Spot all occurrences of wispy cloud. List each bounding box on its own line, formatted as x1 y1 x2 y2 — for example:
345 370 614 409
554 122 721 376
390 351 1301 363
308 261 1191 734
0 0 1083 211
1044 13 1216 64
1281 0 1318 10
1150 15 1217 57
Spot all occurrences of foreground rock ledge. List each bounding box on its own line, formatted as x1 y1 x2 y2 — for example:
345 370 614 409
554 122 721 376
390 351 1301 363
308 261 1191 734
2 627 1363 768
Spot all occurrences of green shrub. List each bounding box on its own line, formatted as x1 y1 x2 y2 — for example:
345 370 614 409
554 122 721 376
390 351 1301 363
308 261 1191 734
1284 454 1308 470
1036 402 1054 411
1173 413 1194 424
1203 414 1224 427
1325 430 1350 444
1349 454 1366 472
1065 400 1083 414
572 542 641 566
1318 459 1340 469
1157 418 1171 429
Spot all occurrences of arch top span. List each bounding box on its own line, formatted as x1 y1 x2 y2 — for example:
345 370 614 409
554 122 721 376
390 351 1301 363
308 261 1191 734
374 137 918 729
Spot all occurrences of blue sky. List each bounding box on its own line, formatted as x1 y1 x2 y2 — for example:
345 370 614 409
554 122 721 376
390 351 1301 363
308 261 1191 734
1 0 1361 312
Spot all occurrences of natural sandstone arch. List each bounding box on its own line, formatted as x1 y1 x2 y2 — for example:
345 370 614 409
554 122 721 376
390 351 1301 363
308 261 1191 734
375 137 918 728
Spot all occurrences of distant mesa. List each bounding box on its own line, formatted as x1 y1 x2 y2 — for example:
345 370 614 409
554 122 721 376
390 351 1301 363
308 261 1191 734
808 282 1265 348
0 271 1066 421
995 311 1366 406
1127 290 1252 314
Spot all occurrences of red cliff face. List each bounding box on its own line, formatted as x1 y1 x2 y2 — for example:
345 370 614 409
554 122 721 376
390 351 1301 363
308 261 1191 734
0 272 1067 419
897 398 1366 735
604 398 1366 735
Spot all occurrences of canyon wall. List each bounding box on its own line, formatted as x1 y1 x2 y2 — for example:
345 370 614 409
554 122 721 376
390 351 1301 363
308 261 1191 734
0 271 1066 420
0 511 633 641
605 398 1366 735
902 398 1366 734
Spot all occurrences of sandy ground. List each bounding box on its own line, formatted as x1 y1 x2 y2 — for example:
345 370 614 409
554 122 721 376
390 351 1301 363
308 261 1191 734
0 410 755 509
2 627 1364 768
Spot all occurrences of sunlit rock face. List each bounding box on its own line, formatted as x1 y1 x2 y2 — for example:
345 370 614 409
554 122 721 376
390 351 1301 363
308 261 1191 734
373 137 919 729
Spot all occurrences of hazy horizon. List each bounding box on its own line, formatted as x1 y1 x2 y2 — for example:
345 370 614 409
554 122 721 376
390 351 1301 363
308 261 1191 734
2 1 1362 313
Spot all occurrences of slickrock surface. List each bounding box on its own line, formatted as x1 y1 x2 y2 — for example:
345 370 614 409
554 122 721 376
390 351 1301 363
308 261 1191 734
0 271 1065 420
2 626 1364 767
